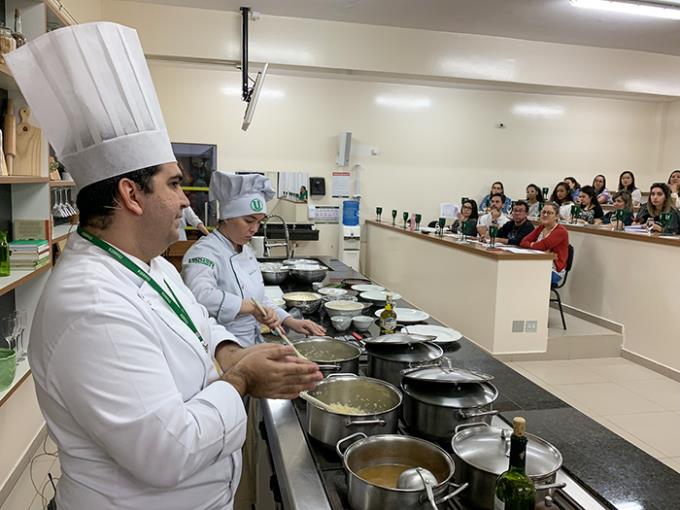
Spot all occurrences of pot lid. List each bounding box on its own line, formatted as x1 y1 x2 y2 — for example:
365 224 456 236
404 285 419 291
363 333 436 345
402 359 494 384
402 379 498 408
451 424 563 478
367 342 443 362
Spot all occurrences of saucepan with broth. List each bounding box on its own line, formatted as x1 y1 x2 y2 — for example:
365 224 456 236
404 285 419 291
305 374 402 448
336 433 462 510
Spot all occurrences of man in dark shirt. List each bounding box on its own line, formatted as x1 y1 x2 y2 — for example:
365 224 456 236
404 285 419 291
496 201 535 245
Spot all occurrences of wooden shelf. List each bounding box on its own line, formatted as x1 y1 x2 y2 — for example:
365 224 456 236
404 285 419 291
0 263 52 297
0 358 31 408
0 176 49 185
49 180 76 188
51 223 74 244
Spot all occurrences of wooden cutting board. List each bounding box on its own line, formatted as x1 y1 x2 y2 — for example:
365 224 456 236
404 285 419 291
13 106 42 176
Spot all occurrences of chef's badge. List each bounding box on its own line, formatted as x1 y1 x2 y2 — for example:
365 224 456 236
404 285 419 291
250 198 263 212
187 256 215 269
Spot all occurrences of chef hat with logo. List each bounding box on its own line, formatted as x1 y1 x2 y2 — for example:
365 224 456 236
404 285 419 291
209 172 275 220
5 22 175 190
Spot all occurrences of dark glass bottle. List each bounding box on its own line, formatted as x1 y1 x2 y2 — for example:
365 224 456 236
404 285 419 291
494 417 536 510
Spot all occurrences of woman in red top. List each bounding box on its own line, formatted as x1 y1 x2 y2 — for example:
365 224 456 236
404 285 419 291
520 202 569 285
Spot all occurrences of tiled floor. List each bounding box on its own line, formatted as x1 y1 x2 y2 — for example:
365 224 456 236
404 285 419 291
507 356 680 470
4 356 679 509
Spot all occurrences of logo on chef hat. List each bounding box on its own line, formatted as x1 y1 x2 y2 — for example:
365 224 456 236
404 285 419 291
250 199 264 212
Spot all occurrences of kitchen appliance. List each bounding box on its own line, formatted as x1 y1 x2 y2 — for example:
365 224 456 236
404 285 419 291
339 200 361 272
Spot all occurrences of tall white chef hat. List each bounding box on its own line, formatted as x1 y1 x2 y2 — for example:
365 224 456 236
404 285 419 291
5 22 175 190
209 172 275 219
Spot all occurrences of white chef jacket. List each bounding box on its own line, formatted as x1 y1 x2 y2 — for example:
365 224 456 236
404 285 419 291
29 233 248 510
477 212 510 229
178 206 203 241
182 230 289 347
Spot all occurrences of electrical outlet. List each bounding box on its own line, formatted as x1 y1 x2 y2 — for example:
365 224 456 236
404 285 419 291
526 320 538 333
512 320 525 333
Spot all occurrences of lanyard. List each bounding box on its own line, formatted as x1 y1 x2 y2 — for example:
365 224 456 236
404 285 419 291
77 227 208 353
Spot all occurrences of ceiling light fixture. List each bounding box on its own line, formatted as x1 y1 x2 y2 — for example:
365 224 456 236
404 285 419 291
570 0 680 20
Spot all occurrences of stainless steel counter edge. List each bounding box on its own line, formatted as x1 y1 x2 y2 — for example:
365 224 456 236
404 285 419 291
260 398 333 510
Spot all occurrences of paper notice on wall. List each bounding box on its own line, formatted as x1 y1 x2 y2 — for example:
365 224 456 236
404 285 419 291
440 203 459 218
310 205 340 224
332 171 352 197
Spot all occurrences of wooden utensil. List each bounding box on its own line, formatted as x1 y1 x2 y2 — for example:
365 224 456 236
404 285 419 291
298 390 342 414
3 99 15 174
251 298 307 359
14 106 42 176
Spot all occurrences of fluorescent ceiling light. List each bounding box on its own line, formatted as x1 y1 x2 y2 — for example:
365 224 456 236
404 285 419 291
570 0 680 20
440 57 516 81
374 95 432 109
222 86 286 99
512 103 565 118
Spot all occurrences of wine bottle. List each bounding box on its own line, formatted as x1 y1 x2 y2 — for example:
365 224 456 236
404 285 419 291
494 417 536 510
0 231 10 277
379 293 397 335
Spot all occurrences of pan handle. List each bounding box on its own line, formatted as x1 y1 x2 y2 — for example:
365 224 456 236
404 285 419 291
316 364 341 372
434 482 469 504
454 422 490 434
535 482 566 491
457 409 498 420
345 418 386 427
335 432 367 458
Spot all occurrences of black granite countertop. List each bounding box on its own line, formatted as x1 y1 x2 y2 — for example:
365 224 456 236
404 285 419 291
279 256 680 510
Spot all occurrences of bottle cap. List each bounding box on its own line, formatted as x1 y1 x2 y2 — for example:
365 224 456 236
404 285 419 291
513 417 526 437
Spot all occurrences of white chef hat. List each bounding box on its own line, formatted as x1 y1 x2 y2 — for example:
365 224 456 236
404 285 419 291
5 22 175 190
209 172 275 220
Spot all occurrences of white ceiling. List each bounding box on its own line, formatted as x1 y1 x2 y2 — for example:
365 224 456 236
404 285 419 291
134 0 680 56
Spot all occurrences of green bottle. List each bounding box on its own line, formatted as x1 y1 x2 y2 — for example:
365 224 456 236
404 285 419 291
0 231 10 277
494 417 536 510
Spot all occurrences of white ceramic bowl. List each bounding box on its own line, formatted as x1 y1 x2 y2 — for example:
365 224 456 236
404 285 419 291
324 300 365 318
359 291 402 304
352 315 374 331
318 287 348 297
331 316 352 331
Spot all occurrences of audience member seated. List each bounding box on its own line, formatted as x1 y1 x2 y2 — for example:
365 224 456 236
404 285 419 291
525 184 544 218
592 174 611 204
477 193 510 236
451 199 479 236
576 185 604 225
564 177 581 202
549 181 574 221
520 202 570 285
668 170 680 209
602 191 634 227
618 170 642 207
495 201 535 245
635 183 680 235
480 181 512 214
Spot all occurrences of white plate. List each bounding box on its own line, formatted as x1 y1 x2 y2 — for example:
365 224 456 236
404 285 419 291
318 287 348 297
400 325 462 345
352 284 385 292
360 291 402 302
374 308 430 324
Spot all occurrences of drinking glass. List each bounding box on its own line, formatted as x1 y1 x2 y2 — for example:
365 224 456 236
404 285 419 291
415 214 422 231
1 313 17 354
402 211 409 229
391 210 397 226
376 207 383 222
646 218 656 234
14 310 27 361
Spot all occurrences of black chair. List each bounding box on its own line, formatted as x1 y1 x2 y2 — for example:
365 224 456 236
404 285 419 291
550 244 574 330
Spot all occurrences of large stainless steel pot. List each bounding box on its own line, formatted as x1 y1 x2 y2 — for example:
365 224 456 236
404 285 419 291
400 366 499 441
336 433 467 510
366 342 443 388
306 374 402 448
289 263 328 283
293 337 361 377
451 422 564 510
259 262 289 285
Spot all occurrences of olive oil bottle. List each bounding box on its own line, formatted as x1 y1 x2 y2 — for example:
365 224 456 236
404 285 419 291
494 417 536 510
379 293 397 335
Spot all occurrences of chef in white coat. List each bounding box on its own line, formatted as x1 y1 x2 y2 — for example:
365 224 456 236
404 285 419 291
7 22 321 510
182 172 325 346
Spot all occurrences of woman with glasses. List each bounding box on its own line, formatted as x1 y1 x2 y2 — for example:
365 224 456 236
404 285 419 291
450 199 479 236
520 203 570 285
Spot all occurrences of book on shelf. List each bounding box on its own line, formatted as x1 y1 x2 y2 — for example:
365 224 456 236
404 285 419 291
10 254 50 270
8 239 49 254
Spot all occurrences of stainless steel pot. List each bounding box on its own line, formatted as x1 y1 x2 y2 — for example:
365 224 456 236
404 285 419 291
289 263 328 283
281 292 323 314
366 342 443 388
336 433 467 510
401 377 499 441
451 422 564 510
306 374 401 448
260 262 289 285
293 337 361 376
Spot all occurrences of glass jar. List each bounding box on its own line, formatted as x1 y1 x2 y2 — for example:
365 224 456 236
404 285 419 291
0 27 16 63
